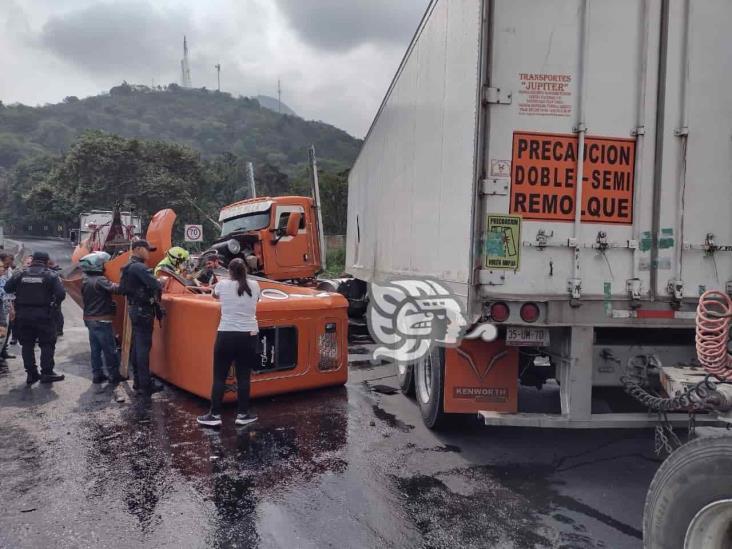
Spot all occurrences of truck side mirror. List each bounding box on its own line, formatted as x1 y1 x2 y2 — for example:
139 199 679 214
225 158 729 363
286 212 302 237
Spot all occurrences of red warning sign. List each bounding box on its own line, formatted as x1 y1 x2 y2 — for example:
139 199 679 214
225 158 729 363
510 132 636 224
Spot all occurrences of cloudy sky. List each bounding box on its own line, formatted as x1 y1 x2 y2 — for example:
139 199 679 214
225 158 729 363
0 0 429 137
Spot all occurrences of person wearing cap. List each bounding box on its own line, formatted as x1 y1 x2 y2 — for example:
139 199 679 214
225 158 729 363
4 251 66 384
119 240 164 395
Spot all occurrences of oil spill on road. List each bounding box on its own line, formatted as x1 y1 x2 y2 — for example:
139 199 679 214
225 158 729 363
395 461 640 548
78 384 351 543
0 425 45 499
486 462 642 540
395 472 554 548
371 403 414 432
427 444 462 453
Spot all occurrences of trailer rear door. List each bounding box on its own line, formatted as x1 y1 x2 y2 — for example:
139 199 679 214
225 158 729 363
655 0 732 300
482 0 661 301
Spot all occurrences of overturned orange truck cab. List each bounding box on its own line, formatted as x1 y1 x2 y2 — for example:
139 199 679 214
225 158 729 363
213 196 323 282
65 209 349 402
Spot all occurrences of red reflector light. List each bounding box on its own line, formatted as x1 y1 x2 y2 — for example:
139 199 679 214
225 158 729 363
490 302 510 322
520 302 540 323
637 309 675 319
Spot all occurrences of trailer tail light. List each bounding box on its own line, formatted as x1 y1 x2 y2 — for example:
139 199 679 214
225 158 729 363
520 302 540 323
318 322 339 371
490 302 510 323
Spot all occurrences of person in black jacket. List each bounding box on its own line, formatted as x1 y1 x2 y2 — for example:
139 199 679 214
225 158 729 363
194 253 222 286
4 251 66 385
120 240 164 395
80 252 123 384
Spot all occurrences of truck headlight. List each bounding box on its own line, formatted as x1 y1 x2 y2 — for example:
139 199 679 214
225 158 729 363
318 322 339 371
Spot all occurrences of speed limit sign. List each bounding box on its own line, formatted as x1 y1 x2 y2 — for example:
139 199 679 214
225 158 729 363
184 224 203 242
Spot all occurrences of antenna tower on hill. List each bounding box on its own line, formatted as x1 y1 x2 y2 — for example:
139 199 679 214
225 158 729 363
181 36 192 88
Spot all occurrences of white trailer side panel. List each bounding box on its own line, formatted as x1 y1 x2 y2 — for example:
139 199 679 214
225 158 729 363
346 0 483 300
657 0 732 299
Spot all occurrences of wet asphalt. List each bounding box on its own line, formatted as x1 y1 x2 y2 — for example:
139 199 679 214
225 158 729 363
0 238 661 548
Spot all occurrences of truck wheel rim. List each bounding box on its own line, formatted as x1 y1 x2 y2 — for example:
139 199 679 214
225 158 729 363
684 499 732 549
417 350 433 404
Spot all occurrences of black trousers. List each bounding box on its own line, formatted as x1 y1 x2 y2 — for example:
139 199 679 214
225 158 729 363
15 318 57 374
210 332 258 415
53 308 64 335
129 307 154 392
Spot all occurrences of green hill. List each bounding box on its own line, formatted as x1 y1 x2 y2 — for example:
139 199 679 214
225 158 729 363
0 83 360 238
255 95 297 116
0 83 360 174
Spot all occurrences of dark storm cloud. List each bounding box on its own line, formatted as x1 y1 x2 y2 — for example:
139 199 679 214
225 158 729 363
39 1 189 74
275 0 429 51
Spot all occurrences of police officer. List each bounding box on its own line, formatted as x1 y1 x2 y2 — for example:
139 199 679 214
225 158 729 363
120 240 164 395
5 251 66 385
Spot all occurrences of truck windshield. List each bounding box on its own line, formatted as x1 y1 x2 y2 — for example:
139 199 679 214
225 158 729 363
220 211 271 236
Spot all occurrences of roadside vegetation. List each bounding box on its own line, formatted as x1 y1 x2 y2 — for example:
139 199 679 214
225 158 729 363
0 83 358 240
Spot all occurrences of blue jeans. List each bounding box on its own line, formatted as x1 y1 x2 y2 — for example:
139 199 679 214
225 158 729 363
129 307 154 391
85 320 120 378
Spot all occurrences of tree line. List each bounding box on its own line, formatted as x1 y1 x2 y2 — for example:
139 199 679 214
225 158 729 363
2 131 349 241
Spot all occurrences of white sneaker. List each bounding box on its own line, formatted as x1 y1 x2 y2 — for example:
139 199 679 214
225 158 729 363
197 413 222 427
235 413 258 426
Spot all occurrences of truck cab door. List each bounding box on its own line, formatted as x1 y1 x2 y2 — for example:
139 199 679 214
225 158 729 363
272 205 310 268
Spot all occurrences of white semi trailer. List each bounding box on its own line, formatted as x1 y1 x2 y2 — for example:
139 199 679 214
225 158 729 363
346 0 732 544
71 210 142 251
347 0 731 427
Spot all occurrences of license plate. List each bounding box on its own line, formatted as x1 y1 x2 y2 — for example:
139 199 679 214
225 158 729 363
506 327 549 347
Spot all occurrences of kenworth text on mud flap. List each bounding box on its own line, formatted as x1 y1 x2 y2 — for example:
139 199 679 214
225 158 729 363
344 0 732 430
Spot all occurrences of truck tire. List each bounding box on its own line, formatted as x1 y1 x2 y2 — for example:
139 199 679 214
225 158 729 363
643 435 732 549
414 346 449 430
396 363 415 396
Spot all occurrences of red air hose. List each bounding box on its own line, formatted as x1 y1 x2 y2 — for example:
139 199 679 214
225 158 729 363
695 290 732 381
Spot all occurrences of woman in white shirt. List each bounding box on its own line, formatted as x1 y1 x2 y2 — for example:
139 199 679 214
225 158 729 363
197 258 261 427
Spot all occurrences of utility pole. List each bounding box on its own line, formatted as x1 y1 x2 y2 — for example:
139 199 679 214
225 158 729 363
277 79 282 114
246 162 256 199
309 146 327 271
214 64 221 92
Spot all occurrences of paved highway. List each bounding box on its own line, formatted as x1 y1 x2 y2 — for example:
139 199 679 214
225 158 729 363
0 237 662 548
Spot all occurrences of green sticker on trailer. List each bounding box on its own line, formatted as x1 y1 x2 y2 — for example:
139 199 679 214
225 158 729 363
485 214 521 270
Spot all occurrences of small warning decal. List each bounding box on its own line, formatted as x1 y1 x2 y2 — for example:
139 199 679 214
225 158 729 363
518 73 572 117
490 159 511 177
485 214 521 271
510 131 636 224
